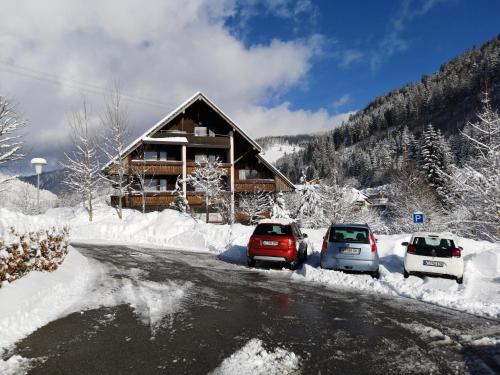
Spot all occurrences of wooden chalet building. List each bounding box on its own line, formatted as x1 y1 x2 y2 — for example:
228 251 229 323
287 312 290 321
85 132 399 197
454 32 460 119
104 92 295 221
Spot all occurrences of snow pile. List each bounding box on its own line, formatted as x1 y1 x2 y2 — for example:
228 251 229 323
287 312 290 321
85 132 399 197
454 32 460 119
210 339 300 375
0 226 69 284
0 248 95 351
260 143 302 164
292 232 500 318
0 355 40 375
1 204 499 318
73 267 191 336
0 174 58 214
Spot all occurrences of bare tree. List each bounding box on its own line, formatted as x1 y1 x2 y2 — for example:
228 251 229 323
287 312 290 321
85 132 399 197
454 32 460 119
0 96 26 186
100 87 131 219
60 101 100 222
130 145 155 214
185 156 225 223
238 191 271 225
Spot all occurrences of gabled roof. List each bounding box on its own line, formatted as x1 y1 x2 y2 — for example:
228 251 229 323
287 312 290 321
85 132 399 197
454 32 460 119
101 91 295 190
102 91 261 170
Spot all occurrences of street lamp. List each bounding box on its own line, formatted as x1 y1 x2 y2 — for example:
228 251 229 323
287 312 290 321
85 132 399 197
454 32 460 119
30 158 47 213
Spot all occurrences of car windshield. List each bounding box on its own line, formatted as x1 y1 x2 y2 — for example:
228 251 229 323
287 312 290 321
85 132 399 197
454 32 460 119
329 227 370 244
412 236 455 250
254 224 293 236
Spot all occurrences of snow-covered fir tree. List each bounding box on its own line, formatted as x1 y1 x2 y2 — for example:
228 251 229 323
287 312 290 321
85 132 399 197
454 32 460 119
449 90 500 240
419 124 454 207
297 182 326 228
271 192 290 219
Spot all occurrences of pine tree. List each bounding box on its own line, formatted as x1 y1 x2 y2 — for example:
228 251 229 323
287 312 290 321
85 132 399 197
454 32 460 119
271 192 290 219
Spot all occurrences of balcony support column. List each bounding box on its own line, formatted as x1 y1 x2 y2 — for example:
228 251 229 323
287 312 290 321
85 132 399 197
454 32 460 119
182 144 187 198
229 130 235 222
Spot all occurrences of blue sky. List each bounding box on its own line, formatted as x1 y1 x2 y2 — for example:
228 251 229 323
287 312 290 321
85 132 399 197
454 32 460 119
226 0 500 115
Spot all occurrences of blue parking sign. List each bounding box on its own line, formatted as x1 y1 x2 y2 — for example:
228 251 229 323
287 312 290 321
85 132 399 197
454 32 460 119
413 212 424 224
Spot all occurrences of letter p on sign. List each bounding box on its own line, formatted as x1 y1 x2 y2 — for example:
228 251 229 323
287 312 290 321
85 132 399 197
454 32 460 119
413 212 424 224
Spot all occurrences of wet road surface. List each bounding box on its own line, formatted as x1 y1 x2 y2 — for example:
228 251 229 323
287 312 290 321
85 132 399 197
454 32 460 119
9 243 500 374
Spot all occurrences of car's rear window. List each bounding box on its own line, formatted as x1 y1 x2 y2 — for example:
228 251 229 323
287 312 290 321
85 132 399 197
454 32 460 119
254 224 293 236
329 227 370 243
412 236 455 250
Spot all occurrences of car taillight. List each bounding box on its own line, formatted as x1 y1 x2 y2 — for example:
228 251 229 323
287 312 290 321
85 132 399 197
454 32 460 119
288 238 295 249
452 248 461 258
322 229 329 251
407 244 416 254
249 237 258 247
369 233 377 252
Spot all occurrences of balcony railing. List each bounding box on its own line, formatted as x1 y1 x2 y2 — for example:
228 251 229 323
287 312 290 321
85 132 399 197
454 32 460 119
153 131 230 148
129 160 231 176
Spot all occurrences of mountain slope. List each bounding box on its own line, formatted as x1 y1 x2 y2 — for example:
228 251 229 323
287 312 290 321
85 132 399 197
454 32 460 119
276 35 500 185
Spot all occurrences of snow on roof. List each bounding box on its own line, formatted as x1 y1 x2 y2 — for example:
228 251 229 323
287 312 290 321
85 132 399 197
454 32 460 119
258 218 295 225
142 136 188 144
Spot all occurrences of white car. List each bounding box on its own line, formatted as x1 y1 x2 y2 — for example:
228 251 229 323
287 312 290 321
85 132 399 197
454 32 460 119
402 232 464 284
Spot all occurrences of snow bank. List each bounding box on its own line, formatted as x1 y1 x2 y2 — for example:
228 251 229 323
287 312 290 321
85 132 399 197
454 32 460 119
210 339 299 375
1 204 499 318
0 248 95 352
0 355 40 375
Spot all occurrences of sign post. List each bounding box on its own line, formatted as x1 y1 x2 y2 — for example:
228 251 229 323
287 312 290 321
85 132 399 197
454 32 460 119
412 211 424 225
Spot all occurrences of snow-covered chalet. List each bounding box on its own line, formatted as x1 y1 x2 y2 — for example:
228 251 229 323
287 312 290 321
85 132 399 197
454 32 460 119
103 92 295 221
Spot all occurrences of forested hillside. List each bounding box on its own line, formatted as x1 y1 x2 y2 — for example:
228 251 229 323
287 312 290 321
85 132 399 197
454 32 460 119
277 35 500 186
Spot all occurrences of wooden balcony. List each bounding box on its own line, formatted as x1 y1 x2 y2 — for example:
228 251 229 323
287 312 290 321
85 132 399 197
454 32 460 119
234 179 275 192
153 132 230 149
130 160 182 175
111 191 232 208
186 162 231 176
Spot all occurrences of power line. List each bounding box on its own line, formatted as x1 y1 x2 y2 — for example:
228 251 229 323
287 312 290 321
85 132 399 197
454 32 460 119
0 62 177 110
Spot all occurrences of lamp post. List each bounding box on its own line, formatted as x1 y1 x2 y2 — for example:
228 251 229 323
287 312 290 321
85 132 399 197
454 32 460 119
30 158 47 213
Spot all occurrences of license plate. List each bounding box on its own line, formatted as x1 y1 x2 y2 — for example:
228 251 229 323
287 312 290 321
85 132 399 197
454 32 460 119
423 260 445 267
340 247 361 255
262 240 278 246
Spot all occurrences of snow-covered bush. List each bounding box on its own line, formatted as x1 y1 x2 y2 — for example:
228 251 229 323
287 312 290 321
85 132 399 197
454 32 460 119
0 226 69 285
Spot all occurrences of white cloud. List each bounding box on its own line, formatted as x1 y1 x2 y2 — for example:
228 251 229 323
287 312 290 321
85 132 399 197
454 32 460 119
0 0 349 172
370 0 448 70
332 94 351 109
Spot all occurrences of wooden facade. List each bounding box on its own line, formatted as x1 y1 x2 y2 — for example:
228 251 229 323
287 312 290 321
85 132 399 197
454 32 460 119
104 92 295 220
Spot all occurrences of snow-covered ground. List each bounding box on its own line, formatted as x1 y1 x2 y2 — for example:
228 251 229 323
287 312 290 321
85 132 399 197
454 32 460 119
210 338 299 374
1 201 499 347
260 143 302 164
0 174 58 214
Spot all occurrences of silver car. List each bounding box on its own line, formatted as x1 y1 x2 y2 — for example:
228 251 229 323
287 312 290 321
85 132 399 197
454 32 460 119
320 224 380 278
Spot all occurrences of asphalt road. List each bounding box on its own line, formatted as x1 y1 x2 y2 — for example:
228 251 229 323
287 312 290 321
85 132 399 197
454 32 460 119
9 243 500 374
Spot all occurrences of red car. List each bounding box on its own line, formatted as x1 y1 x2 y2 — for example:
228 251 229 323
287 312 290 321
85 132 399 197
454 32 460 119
247 220 308 269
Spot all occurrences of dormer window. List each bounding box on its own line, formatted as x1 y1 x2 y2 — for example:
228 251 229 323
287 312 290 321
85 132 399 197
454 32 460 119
194 126 208 136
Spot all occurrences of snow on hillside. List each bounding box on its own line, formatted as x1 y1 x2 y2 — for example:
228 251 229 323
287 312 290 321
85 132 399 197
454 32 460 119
260 143 302 164
0 174 58 214
1 203 499 319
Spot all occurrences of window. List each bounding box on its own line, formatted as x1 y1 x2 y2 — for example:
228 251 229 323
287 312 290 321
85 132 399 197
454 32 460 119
145 151 157 160
253 224 293 236
194 126 208 136
159 151 167 161
145 178 158 192
195 153 207 163
239 169 259 180
329 227 370 244
159 179 168 191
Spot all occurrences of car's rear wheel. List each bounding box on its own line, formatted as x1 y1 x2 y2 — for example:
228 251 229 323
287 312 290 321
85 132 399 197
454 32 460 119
456 276 463 284
371 269 380 279
403 269 410 278
247 257 256 268
288 257 300 270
